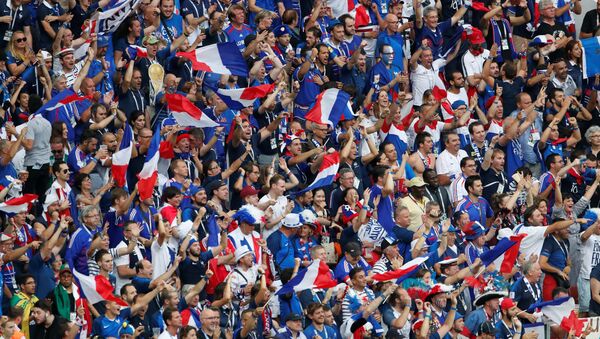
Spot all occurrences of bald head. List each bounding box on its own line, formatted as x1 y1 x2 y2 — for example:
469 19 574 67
385 14 399 32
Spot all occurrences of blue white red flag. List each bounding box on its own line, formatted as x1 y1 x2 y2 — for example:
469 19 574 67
35 89 91 141
111 125 134 188
527 296 575 325
165 93 218 128
305 89 355 127
206 213 220 248
0 194 37 214
137 131 161 200
292 152 340 195
176 42 248 76
276 259 337 295
581 37 600 79
372 255 430 283
382 123 408 156
482 233 527 274
72 269 129 307
215 83 275 110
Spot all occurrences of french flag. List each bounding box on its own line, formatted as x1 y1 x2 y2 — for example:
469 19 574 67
480 234 526 274
205 213 220 248
527 297 575 325
561 310 585 337
432 86 454 120
125 45 148 60
111 125 134 188
176 42 248 76
581 37 600 79
137 131 161 201
305 89 355 127
381 123 408 156
44 91 91 111
276 259 337 295
0 194 38 214
165 93 218 128
215 83 275 110
372 255 430 283
328 0 354 18
35 89 91 141
292 151 340 196
72 269 129 307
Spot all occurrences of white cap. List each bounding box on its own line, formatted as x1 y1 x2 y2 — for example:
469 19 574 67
41 50 52 60
282 213 302 228
299 209 317 225
234 245 253 262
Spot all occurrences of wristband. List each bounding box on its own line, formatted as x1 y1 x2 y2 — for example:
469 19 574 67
450 307 458 311
425 314 432 319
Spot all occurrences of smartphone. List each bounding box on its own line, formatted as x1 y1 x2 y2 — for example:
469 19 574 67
100 145 107 150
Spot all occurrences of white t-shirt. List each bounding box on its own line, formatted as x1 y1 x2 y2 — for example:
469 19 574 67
157 331 178 339
462 49 490 77
436 149 468 182
151 239 174 280
579 234 600 279
230 265 259 307
258 194 288 239
411 59 446 106
113 240 145 291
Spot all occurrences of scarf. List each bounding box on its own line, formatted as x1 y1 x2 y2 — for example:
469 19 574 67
567 167 583 185
54 284 73 319
490 18 518 63
13 291 38 339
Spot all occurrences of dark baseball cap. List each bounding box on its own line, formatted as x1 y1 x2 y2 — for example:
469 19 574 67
345 242 362 258
478 321 496 335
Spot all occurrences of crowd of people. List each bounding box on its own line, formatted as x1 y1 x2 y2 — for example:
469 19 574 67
0 0 599 337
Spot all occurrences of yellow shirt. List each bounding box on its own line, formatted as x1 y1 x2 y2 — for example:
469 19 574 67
400 195 430 232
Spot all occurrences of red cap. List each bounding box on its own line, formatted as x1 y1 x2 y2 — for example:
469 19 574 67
176 133 190 144
485 96 501 110
500 298 516 311
240 186 260 199
470 28 486 44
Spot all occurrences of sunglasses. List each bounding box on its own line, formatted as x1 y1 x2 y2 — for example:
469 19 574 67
61 169 70 174
15 37 27 43
51 150 63 154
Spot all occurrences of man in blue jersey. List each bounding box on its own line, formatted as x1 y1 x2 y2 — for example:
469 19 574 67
225 4 254 51
293 43 330 121
376 13 409 72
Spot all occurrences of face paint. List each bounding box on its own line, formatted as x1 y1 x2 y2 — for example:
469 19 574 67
382 46 394 65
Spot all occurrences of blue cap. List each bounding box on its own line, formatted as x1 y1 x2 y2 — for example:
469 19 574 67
97 35 111 48
584 168 597 186
187 238 198 250
161 116 178 128
189 184 204 197
273 25 289 37
451 100 467 110
119 322 135 336
328 19 343 31
581 210 598 231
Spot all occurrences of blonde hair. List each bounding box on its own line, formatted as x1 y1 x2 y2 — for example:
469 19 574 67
8 31 27 63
